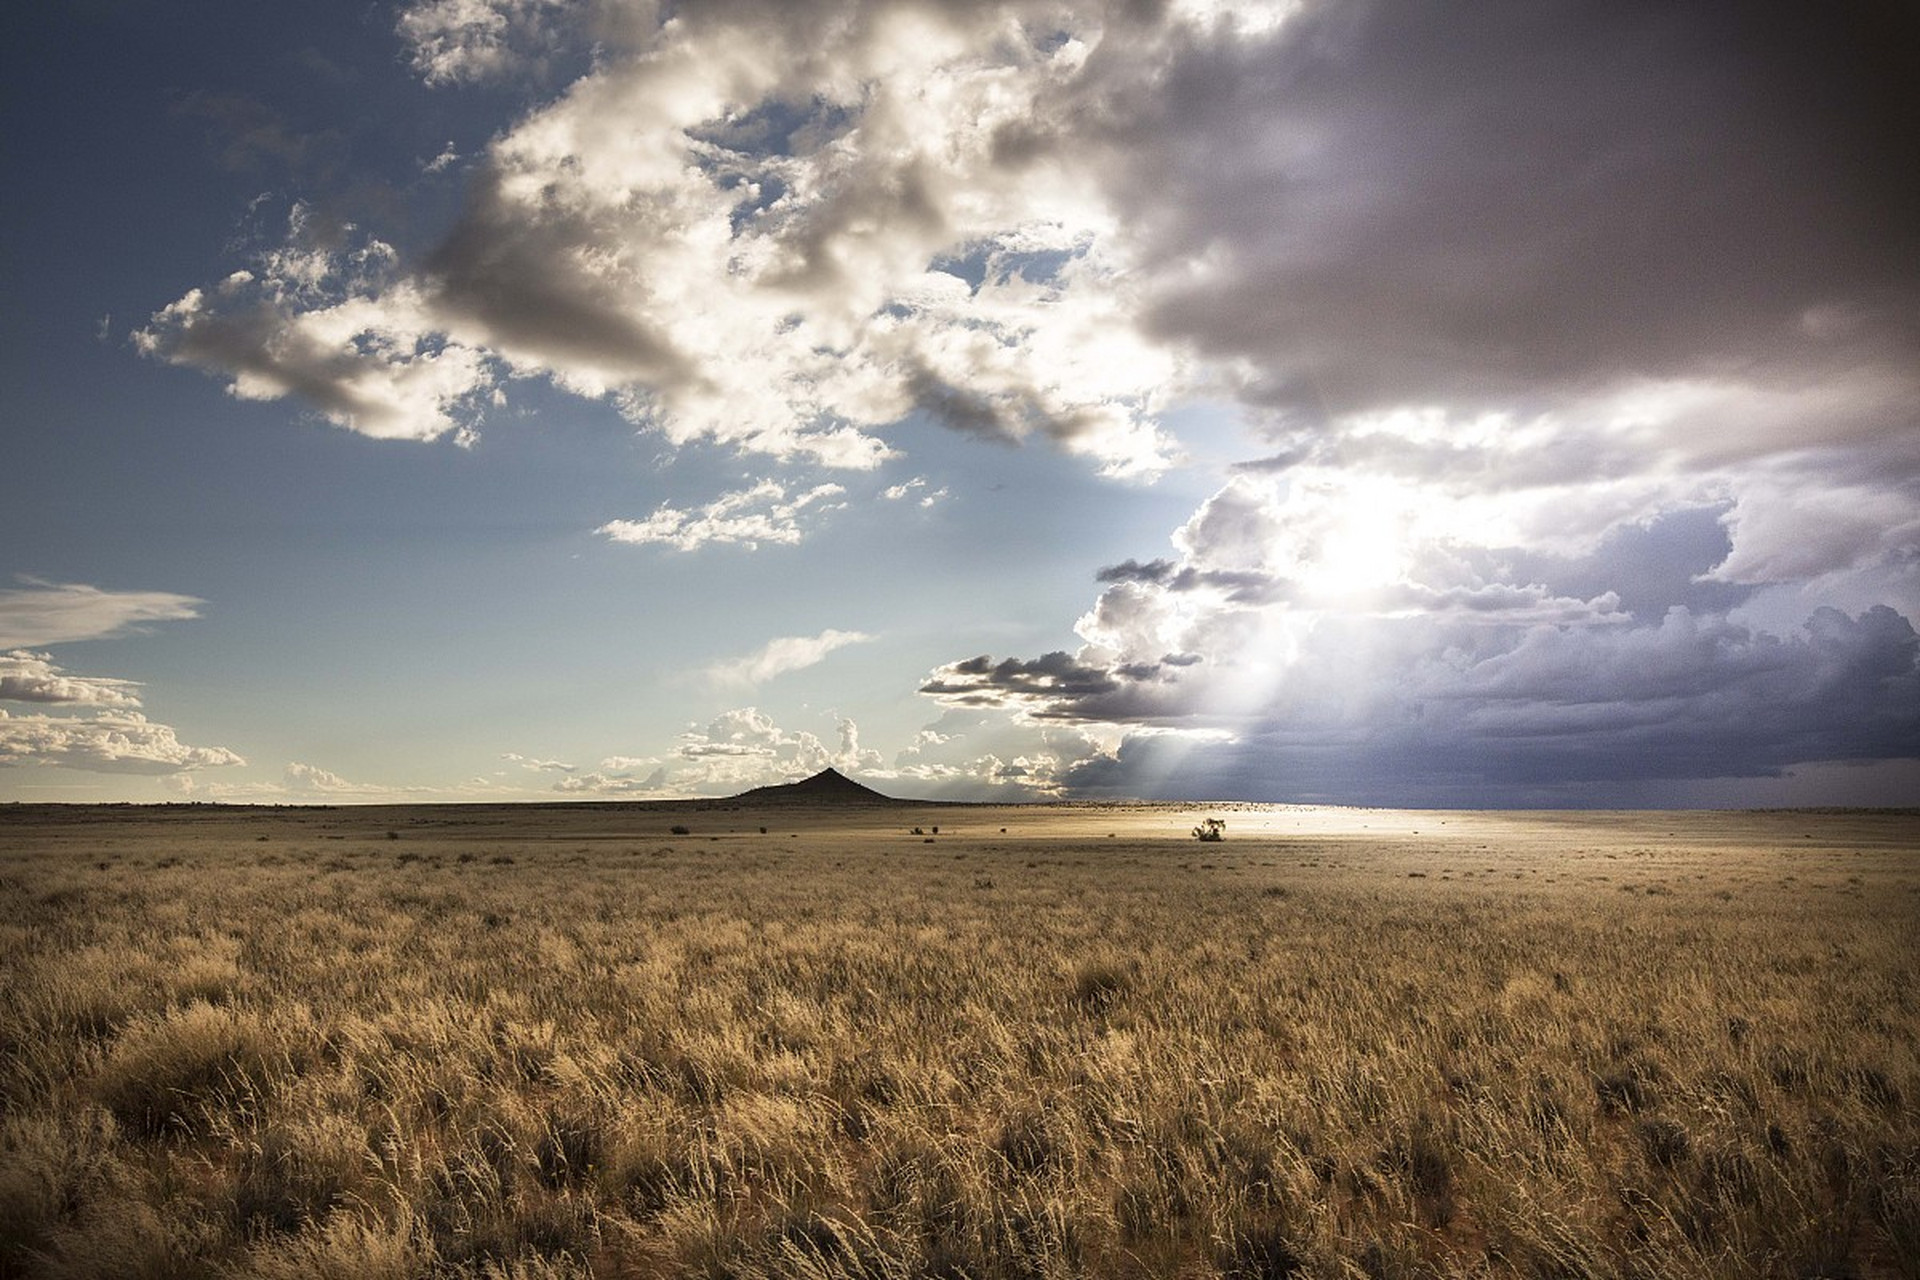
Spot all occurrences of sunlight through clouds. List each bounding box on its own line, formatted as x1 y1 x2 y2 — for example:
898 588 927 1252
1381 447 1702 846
26 0 1917 802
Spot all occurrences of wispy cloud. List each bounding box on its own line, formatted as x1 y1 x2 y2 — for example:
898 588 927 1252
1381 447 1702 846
0 579 203 648
501 751 575 773
706 629 873 687
881 477 949 508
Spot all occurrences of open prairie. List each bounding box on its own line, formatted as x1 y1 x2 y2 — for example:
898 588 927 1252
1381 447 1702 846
2 802 1916 1278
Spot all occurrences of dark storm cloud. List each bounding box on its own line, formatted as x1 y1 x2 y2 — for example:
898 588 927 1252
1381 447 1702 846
1500 507 1753 624
1052 605 1920 805
919 651 1123 710
1092 1 1920 420
900 359 1028 441
1095 558 1176 585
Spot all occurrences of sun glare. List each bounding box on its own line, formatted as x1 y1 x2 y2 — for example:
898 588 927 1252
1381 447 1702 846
1288 476 1418 604
1304 511 1408 598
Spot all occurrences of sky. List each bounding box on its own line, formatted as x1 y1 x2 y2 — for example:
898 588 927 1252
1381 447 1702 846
3 0 1917 806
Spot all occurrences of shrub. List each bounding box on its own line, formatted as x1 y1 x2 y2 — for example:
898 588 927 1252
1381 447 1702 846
1638 1117 1692 1169
231 1114 367 1234
218 1211 428 1280
1194 818 1226 842
994 1109 1069 1177
1070 960 1133 1013
1219 1223 1307 1279
93 1002 291 1139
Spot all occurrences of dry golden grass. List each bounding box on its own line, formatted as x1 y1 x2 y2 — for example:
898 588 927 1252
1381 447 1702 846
1 801 1915 1278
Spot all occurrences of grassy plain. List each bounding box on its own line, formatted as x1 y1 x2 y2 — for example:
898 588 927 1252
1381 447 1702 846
1 800 1916 1278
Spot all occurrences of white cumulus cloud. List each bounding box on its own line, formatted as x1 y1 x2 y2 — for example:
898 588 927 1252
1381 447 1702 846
598 480 847 551
1 651 143 707
0 710 245 776
502 752 576 773
136 209 497 443
397 0 572 86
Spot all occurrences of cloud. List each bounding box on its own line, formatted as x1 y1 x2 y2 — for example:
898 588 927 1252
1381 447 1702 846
136 208 498 443
881 476 949 507
569 707 884 795
172 761 436 803
0 710 245 776
404 4 1181 472
129 0 1919 804
1 651 143 707
147 1 1195 476
502 752 576 773
921 651 1121 713
0 582 244 781
141 1 1916 501
919 470 1920 802
1053 602 1920 805
173 91 348 183
1710 478 1920 589
878 708 1119 800
396 0 572 86
1108 4 1918 425
554 766 671 796
553 752 672 795
282 761 361 793
598 480 847 551
0 580 203 648
706 629 873 686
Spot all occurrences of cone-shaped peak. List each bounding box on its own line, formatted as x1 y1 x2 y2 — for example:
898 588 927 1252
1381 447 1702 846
729 767 894 804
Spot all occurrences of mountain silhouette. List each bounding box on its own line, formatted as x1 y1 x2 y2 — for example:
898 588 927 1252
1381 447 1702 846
729 767 897 804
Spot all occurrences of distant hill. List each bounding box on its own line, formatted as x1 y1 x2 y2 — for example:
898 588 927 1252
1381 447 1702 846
729 767 898 805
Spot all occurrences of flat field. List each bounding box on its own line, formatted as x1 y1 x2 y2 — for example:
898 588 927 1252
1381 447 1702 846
2 801 1916 1279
